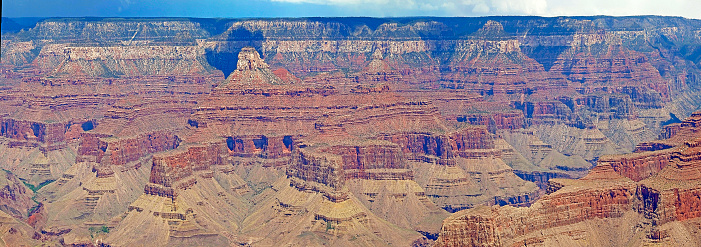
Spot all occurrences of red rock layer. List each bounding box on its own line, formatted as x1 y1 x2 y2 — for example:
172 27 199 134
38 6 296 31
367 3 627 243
271 68 300 84
457 111 525 130
315 100 443 136
0 117 75 145
435 179 634 247
194 89 443 141
598 149 674 182
435 113 701 246
285 141 415 201
377 125 496 161
224 135 294 159
103 131 182 166
146 144 221 198
550 33 668 99
319 142 412 180
77 130 181 166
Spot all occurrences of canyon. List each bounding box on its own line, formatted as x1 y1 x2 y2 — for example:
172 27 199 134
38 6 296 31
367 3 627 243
1 16 701 246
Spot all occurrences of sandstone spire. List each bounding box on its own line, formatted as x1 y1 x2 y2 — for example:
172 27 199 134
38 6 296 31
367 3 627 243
221 47 284 86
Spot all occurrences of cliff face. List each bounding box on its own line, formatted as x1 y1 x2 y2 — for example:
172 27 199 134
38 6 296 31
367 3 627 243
28 20 208 43
374 126 539 212
549 31 668 96
46 46 219 79
0 117 69 144
20 19 221 80
440 21 568 101
190 47 446 140
435 112 701 246
377 125 496 160
147 144 221 197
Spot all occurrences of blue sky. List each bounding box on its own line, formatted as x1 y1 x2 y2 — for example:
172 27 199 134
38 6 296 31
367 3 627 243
3 0 700 19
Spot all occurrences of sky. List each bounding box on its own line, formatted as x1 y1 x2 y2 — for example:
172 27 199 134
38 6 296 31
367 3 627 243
2 0 700 19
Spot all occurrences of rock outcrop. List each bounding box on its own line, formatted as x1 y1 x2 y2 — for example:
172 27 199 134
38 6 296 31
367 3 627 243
435 112 701 246
375 126 539 212
221 47 283 86
0 170 36 219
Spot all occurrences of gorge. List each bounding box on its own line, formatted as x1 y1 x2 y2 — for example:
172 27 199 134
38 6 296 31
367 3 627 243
1 16 701 246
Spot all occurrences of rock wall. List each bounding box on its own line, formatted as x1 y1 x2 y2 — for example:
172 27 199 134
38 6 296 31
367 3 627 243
633 137 701 224
1 118 68 144
287 141 413 187
435 179 635 246
27 42 223 81
378 126 496 160
435 113 701 246
457 111 525 130
224 135 294 159
598 149 673 182
319 142 412 180
76 130 181 167
147 144 221 197
287 146 345 190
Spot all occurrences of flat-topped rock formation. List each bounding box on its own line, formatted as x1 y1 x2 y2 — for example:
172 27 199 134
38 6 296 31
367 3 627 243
105 143 250 246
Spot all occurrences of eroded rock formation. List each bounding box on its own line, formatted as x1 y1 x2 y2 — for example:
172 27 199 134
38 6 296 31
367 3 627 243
435 112 701 246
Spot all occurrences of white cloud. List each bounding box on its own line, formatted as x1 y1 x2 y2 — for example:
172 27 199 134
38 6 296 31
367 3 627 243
267 0 701 19
472 3 490 13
